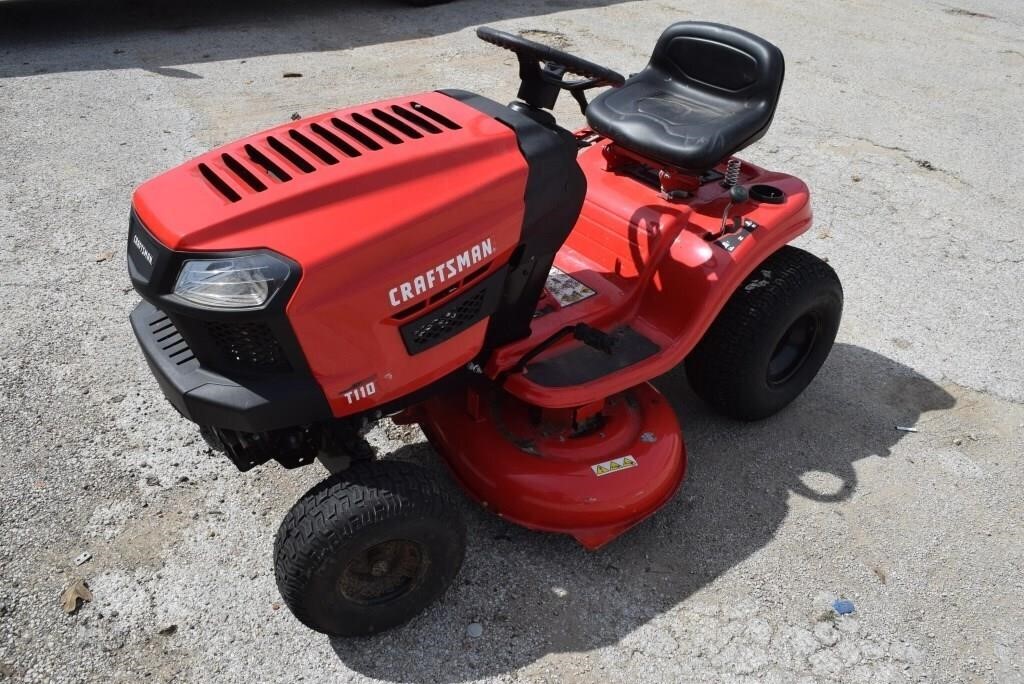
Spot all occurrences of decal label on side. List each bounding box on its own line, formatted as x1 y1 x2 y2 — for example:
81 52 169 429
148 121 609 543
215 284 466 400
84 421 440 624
591 455 638 477
545 267 596 308
132 233 154 265
388 237 494 307
342 379 376 405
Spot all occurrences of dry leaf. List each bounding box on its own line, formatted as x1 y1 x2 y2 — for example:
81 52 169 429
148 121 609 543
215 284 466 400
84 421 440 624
60 578 94 614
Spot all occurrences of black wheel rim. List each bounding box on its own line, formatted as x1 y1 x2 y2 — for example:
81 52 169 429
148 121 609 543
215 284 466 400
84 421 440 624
337 540 426 606
767 313 820 387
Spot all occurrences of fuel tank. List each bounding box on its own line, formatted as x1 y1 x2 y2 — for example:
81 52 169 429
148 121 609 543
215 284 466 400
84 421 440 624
132 92 529 418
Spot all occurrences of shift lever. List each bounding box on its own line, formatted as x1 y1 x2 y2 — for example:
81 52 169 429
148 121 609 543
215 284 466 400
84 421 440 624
718 183 750 236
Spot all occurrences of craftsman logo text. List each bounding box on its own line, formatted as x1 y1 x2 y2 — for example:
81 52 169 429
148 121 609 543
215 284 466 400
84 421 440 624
388 238 494 307
132 234 154 266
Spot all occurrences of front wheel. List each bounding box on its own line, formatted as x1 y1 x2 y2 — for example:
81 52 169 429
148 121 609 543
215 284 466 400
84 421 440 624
685 246 843 420
274 461 466 636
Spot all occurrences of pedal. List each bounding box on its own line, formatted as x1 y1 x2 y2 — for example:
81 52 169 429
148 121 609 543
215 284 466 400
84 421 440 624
573 324 617 354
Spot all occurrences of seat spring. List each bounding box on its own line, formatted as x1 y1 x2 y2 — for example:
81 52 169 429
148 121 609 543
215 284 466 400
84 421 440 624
723 158 741 188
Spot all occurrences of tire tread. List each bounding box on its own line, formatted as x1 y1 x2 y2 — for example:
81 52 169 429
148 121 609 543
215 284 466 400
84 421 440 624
273 461 464 635
685 246 843 420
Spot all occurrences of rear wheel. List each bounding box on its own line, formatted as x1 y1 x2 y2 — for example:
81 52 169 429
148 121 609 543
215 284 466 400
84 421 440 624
685 246 843 420
274 460 465 636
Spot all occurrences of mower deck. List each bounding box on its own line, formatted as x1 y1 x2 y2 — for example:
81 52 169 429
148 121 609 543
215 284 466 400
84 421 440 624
412 381 685 549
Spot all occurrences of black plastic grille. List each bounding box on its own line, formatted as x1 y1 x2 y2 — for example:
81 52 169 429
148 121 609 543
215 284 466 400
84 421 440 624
206 321 290 370
399 271 503 355
147 310 198 367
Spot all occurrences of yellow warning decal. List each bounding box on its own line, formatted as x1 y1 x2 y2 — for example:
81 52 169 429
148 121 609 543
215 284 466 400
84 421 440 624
591 456 638 477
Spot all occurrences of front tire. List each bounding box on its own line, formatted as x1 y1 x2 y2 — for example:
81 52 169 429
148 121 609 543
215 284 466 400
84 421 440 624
274 461 466 637
685 246 843 420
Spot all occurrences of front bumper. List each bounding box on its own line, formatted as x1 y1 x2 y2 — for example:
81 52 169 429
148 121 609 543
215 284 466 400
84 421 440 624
127 209 331 433
130 300 331 432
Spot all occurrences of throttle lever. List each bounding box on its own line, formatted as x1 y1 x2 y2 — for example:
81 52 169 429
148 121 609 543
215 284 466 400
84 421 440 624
717 184 750 237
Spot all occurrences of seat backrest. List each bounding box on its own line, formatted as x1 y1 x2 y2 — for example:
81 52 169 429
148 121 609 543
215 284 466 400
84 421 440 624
650 22 784 108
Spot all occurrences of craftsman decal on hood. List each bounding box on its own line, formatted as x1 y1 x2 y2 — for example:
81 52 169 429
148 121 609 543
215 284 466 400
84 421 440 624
388 237 494 307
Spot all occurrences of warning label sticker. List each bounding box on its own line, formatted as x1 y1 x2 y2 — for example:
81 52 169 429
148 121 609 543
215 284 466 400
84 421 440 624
545 267 596 308
591 455 638 477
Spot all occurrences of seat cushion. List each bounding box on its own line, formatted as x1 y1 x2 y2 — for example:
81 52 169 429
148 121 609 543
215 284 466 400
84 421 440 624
586 22 784 173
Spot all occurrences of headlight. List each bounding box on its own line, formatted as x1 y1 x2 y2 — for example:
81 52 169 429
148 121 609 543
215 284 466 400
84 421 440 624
173 254 291 309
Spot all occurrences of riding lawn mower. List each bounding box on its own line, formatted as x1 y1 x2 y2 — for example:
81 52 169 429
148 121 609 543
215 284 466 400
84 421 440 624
127 22 843 636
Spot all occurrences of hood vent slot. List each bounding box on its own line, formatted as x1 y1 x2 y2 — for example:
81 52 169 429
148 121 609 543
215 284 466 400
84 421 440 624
410 101 461 130
198 163 241 202
244 144 292 182
288 129 338 165
372 108 423 139
222 153 267 192
267 136 315 173
351 112 403 145
198 101 461 201
331 117 383 150
392 104 442 134
310 123 361 158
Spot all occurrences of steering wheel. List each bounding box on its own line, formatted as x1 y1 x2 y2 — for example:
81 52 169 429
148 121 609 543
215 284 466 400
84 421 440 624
477 26 625 112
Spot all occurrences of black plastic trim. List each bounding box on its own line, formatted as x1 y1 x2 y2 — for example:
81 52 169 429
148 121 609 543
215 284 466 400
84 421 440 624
399 267 506 355
440 90 587 354
131 301 331 432
127 211 332 429
524 326 660 387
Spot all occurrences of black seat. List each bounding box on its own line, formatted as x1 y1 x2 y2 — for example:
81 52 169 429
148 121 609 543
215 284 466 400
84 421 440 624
586 22 785 173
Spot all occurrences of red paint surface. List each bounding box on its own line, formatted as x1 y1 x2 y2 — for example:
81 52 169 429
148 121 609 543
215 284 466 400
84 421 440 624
419 382 685 549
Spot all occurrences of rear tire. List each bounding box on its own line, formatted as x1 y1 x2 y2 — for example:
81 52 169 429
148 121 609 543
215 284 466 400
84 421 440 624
274 461 465 637
685 246 843 420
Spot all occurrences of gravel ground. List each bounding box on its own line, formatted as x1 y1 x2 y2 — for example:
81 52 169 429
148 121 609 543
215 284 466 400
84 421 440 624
1 0 1023 682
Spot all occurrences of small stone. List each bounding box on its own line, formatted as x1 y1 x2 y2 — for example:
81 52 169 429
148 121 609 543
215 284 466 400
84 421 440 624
145 476 160 486
467 622 484 638
813 621 840 647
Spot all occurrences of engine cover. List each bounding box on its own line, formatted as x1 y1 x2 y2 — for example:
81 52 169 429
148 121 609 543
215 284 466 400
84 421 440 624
132 92 529 418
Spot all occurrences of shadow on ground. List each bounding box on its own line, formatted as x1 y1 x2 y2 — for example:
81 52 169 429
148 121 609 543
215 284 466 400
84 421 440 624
328 343 955 682
0 0 627 78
